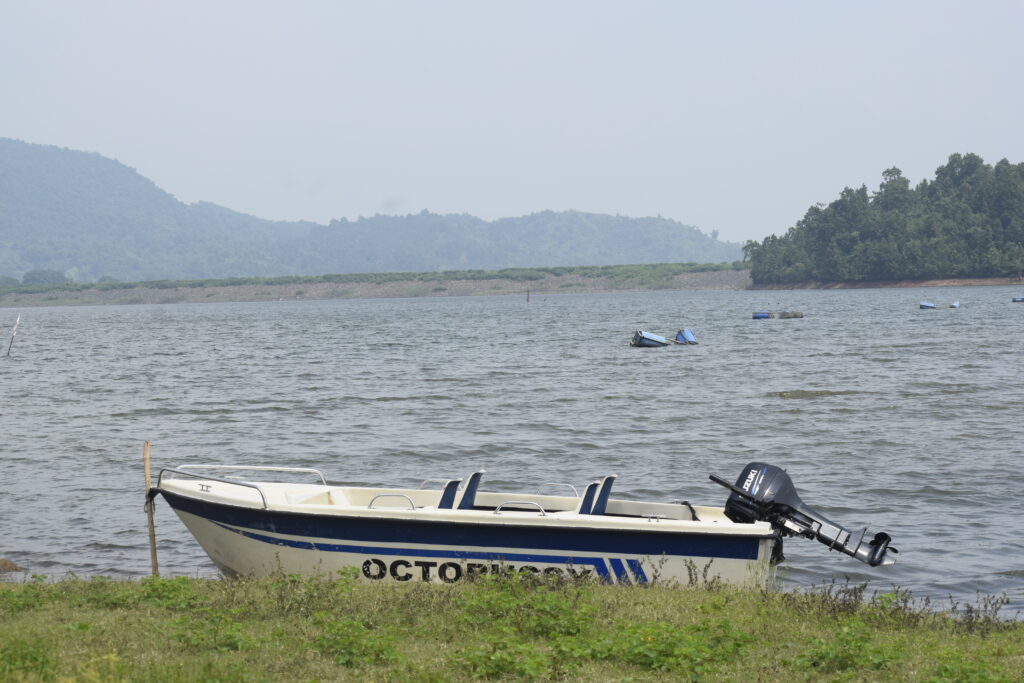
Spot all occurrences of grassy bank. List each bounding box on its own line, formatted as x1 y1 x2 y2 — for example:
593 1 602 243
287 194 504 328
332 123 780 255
1 573 1020 681
0 263 749 307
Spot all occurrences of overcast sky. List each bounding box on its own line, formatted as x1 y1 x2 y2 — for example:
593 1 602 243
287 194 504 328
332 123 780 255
2 1 1022 243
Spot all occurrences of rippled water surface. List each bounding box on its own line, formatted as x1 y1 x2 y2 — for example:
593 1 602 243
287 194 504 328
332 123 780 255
2 287 1022 612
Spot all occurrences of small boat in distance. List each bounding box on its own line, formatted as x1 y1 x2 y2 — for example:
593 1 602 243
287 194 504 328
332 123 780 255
919 302 936 309
153 461 897 586
753 311 804 319
630 330 669 347
949 301 961 308
1012 297 1024 303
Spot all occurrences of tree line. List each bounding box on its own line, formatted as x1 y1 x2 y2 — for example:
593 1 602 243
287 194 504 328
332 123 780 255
743 153 1024 284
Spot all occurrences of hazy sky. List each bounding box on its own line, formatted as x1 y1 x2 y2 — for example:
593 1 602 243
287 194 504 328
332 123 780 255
2 1 1022 243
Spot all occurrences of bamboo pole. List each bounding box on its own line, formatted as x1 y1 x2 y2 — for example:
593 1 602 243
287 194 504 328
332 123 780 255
143 441 159 576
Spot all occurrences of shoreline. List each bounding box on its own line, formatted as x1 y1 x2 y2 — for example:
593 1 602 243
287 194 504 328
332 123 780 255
1 271 1021 307
748 276 1024 290
0 268 751 307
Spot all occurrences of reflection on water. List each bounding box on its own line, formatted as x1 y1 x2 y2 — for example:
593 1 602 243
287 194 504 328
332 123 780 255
1 286 1022 611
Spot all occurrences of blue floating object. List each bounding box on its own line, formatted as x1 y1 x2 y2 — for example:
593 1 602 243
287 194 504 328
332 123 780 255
674 329 699 344
919 302 936 309
752 311 803 319
630 330 669 347
1013 297 1024 302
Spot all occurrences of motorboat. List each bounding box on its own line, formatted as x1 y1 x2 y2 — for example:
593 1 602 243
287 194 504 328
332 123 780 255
152 462 896 586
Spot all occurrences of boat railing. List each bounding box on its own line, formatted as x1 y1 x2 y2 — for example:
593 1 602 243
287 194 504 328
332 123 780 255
172 464 328 485
494 501 547 516
367 493 417 510
157 467 271 510
534 483 579 497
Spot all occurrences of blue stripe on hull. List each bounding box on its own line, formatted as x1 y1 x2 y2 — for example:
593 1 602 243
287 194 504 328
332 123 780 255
627 558 648 583
214 521 613 579
161 491 764 561
608 558 631 584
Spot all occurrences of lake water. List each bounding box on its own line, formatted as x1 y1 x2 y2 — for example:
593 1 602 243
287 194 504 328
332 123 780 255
2 287 1022 614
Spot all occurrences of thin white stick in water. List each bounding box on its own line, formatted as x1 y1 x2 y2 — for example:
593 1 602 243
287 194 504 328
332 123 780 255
5 314 20 357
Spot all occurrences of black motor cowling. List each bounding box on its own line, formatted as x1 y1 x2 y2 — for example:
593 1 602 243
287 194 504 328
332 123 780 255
710 462 897 567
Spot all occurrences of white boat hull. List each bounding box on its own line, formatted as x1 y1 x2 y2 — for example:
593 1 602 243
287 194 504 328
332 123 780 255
171 507 775 586
158 469 778 587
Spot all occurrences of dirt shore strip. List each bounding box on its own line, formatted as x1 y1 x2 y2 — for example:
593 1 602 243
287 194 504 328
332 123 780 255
4 271 1022 307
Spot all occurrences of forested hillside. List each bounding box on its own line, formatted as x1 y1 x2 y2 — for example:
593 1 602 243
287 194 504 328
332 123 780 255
0 138 740 282
743 153 1024 285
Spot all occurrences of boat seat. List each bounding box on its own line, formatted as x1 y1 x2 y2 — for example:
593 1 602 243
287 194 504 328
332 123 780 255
575 481 600 515
437 479 462 509
457 470 486 510
589 474 617 515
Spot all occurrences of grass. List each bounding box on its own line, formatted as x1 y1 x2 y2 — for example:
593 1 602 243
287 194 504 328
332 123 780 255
0 262 745 298
0 262 751 307
0 572 1020 681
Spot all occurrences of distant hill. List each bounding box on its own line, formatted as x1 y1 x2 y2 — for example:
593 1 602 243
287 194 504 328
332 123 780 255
0 137 741 282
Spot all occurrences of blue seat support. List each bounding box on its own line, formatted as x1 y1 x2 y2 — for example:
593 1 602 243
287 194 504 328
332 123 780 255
437 479 461 509
457 471 486 510
590 474 617 515
575 481 599 515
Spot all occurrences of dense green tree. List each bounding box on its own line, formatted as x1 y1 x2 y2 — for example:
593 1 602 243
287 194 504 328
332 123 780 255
21 268 69 284
745 153 1024 284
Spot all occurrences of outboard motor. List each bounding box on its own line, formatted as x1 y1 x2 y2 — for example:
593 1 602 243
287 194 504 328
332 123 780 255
710 462 897 567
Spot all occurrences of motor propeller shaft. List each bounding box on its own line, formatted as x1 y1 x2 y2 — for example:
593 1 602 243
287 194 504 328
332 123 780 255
710 462 897 567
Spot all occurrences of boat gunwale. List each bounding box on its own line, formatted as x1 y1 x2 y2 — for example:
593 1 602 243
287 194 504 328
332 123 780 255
156 477 776 539
158 490 777 568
